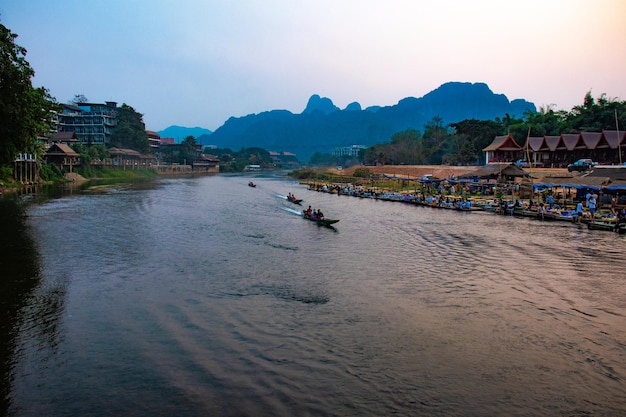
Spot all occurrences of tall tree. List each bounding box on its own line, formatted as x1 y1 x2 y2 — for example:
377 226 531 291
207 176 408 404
109 104 149 153
0 23 57 168
448 119 503 164
180 135 198 165
70 94 89 105
422 116 451 164
566 92 626 132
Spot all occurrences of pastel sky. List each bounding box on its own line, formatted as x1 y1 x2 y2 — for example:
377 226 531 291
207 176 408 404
2 0 625 132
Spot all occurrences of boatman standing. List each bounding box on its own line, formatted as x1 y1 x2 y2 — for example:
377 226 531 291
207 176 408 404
576 201 584 223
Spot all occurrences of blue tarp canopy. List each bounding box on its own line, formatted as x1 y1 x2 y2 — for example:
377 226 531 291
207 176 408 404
604 184 626 191
534 183 601 191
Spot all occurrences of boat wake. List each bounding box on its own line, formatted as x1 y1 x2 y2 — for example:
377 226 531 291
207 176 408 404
282 207 303 216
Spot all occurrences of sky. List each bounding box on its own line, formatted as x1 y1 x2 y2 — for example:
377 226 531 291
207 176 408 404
2 0 625 132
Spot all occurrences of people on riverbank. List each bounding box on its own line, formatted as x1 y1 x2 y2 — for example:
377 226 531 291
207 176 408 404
303 180 624 231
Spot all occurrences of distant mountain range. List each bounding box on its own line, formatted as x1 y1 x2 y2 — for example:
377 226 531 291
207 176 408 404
157 125 212 142
161 82 535 161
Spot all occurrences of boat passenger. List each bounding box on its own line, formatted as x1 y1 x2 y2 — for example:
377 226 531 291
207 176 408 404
316 209 324 219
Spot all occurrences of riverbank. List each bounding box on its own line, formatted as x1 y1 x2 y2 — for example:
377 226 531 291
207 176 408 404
303 179 626 234
330 164 568 179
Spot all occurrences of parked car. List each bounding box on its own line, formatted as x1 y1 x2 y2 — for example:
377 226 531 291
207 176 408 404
567 159 597 172
514 159 530 168
514 159 544 168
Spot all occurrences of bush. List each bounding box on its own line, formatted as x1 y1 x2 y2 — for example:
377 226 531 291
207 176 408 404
39 163 63 181
353 167 370 178
0 165 13 182
288 169 314 179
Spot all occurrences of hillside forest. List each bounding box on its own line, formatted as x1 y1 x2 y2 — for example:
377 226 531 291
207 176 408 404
312 94 626 168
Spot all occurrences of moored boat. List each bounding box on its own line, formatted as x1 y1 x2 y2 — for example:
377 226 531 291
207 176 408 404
587 220 616 232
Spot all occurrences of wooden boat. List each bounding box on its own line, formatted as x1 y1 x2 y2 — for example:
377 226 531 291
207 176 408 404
540 210 577 222
587 220 616 232
303 214 339 226
287 197 302 205
617 223 626 234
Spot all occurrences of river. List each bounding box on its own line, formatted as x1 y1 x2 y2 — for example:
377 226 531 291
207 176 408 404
1 173 625 416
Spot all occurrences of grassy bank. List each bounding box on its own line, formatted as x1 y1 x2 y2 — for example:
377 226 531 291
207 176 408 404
76 166 160 180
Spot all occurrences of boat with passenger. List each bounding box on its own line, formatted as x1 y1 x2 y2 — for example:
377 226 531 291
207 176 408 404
303 213 339 226
286 192 302 205
302 206 339 226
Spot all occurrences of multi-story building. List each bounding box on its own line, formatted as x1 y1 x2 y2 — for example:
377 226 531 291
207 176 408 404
57 102 118 145
146 130 161 150
332 145 366 157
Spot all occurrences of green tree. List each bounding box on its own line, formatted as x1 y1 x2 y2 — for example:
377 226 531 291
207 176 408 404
565 91 626 132
180 136 198 165
70 94 88 105
109 104 149 153
449 119 504 164
362 129 423 165
0 23 57 169
422 116 451 164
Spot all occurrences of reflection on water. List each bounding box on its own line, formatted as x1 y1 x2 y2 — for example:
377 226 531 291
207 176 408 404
2 175 626 416
0 196 43 415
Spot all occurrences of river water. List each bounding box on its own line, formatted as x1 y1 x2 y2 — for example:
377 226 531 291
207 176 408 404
1 173 625 416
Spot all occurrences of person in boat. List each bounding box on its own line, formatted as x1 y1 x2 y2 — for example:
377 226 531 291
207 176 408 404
316 209 324 219
613 208 626 232
304 205 313 217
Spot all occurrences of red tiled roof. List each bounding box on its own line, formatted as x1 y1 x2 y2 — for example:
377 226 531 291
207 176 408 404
483 135 522 152
45 143 79 157
580 132 602 149
526 137 545 152
601 130 625 149
52 131 79 142
109 147 141 157
544 135 565 151
561 133 585 151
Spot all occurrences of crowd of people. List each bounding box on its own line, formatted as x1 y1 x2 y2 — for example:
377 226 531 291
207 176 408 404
304 180 626 232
